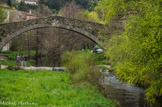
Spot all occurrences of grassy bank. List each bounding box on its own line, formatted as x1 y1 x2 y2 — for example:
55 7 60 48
0 69 115 107
0 51 35 66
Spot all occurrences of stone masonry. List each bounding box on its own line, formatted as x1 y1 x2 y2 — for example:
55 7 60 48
0 16 104 49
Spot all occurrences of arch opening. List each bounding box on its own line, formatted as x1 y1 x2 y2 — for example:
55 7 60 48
0 24 103 49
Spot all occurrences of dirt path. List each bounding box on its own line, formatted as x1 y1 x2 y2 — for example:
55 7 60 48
22 67 66 71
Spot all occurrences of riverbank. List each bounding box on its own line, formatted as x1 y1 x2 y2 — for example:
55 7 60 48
0 69 117 106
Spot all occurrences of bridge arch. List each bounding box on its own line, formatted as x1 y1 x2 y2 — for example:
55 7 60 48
0 16 104 49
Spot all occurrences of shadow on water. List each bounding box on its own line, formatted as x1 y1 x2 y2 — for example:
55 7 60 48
101 70 151 107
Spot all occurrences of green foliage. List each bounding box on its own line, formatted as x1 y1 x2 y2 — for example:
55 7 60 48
0 60 15 66
0 51 17 66
17 1 38 11
0 51 35 66
89 0 98 11
39 0 70 11
62 50 106 83
75 0 93 10
83 11 104 23
97 0 162 103
0 6 6 23
92 52 107 65
18 1 27 11
38 0 97 11
62 51 95 81
52 9 58 14
7 65 14 70
95 0 125 23
0 69 114 106
7 0 11 7
0 51 35 60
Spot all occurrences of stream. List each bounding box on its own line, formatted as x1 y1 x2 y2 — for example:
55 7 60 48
101 69 151 107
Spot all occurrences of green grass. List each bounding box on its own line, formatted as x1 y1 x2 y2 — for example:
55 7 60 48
0 51 35 66
0 70 115 107
0 51 35 60
0 50 108 67
0 60 15 66
0 51 17 66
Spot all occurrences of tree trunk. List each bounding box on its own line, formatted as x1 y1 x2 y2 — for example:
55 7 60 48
27 33 30 59
35 30 39 67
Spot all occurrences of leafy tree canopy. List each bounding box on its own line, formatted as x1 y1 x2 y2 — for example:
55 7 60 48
96 0 162 104
0 5 6 23
38 0 98 11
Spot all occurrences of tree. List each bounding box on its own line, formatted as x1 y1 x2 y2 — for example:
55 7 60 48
0 6 6 23
35 5 52 17
7 0 11 7
96 0 162 104
60 0 84 19
74 0 91 9
38 0 45 5
18 1 27 11
41 28 61 67
38 0 97 11
39 0 69 11
60 1 95 50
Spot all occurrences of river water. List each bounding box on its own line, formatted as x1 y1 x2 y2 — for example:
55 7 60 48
101 70 150 107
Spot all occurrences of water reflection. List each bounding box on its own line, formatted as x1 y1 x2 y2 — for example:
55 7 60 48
102 70 150 107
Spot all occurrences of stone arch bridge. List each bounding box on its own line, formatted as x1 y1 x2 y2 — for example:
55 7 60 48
0 16 104 49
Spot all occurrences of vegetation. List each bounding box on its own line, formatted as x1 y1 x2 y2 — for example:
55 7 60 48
83 11 101 23
62 50 107 84
39 0 97 11
62 51 96 82
5 0 97 12
96 0 162 104
13 1 38 11
0 4 6 23
0 59 15 66
75 0 97 10
7 0 11 7
2 0 161 105
0 69 115 106
0 51 35 66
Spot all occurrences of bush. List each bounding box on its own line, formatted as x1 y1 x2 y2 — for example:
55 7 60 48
7 65 21 70
62 51 102 84
11 6 15 10
7 65 14 70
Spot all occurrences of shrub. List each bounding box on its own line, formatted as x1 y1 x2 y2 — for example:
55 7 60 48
7 65 14 70
62 51 102 84
12 7 15 10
